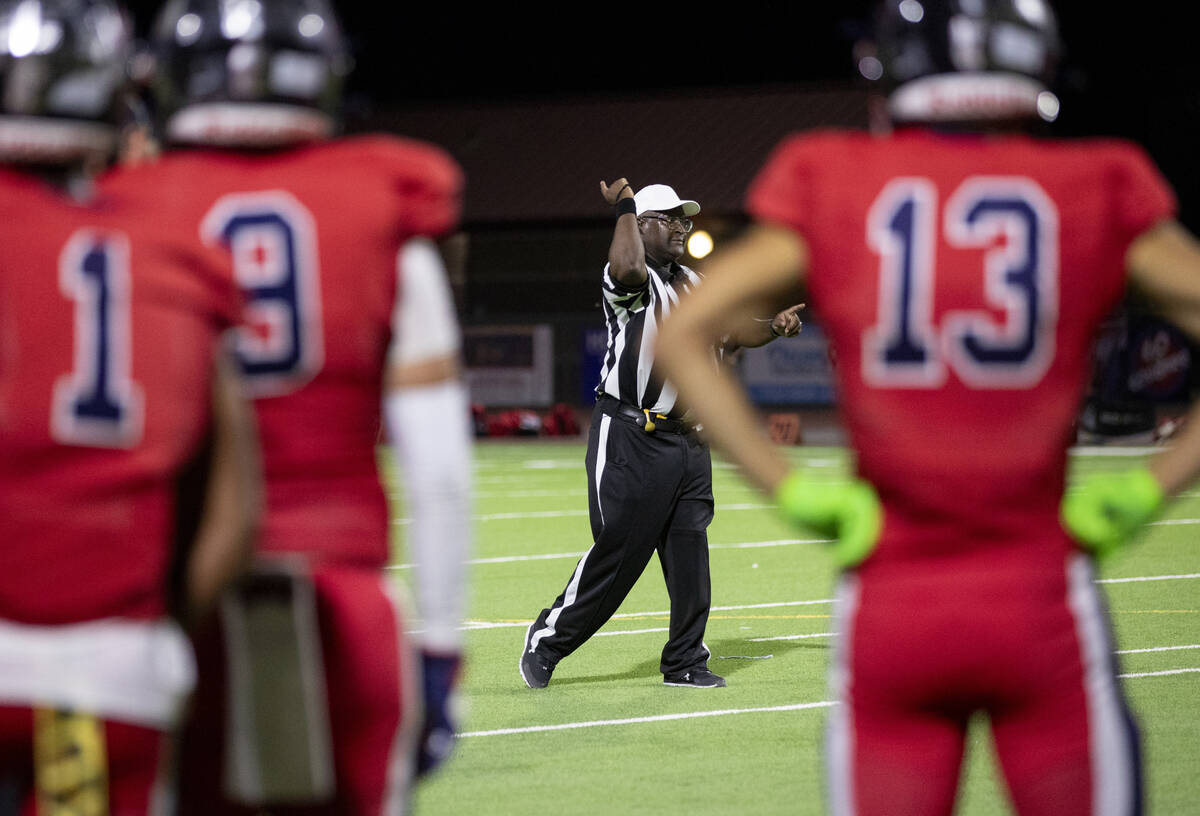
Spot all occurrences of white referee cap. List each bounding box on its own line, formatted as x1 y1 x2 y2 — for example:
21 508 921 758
634 184 700 217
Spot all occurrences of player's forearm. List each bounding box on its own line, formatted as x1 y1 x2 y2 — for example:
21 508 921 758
1126 221 1200 495
1147 401 1200 495
186 352 261 626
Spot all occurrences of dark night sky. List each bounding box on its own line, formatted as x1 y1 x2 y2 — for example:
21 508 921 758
121 2 1193 109
122 2 1200 219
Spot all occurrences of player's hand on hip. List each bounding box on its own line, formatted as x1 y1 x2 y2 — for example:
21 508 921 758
771 303 806 338
1061 467 1164 558
600 178 633 206
774 470 882 568
417 650 462 778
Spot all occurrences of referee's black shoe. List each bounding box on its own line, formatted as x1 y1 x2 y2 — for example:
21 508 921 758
663 667 726 688
520 623 555 689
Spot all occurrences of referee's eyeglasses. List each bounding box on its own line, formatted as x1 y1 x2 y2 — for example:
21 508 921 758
639 213 694 234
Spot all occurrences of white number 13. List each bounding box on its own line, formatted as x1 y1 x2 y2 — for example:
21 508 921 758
862 176 1059 389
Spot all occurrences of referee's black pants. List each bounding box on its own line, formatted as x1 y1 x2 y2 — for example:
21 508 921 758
527 401 714 677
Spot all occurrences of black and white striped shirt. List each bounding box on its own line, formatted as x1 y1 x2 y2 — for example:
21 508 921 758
595 259 710 417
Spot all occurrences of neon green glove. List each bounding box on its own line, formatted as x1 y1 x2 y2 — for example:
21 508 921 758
1061 467 1164 558
774 470 882 568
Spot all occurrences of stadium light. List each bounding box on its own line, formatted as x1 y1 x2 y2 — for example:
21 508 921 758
687 229 714 260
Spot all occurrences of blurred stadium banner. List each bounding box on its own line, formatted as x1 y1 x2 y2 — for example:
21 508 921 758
1080 312 1194 439
580 327 608 405
464 325 554 406
739 322 836 406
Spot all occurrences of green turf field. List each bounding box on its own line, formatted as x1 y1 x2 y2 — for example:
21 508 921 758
390 442 1199 815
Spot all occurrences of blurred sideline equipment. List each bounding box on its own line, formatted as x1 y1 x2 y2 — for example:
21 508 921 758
0 0 258 810
103 0 471 811
657 1 1200 814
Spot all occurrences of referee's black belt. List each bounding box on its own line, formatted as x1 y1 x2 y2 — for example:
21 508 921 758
597 394 695 434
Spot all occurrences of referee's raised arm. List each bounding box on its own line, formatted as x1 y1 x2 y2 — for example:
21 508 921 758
600 178 647 287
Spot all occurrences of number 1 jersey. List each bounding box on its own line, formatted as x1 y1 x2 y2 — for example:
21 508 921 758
747 128 1175 566
0 168 240 624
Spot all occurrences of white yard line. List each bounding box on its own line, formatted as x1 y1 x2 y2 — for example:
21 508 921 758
441 575 1199 632
1098 573 1200 584
1117 644 1200 655
459 598 836 632
711 599 833 611
471 509 589 522
386 539 828 570
459 701 837 738
1070 446 1161 456
393 510 1200 526
473 489 589 499
594 627 669 637
462 663 1193 737
391 502 778 526
1118 668 1200 679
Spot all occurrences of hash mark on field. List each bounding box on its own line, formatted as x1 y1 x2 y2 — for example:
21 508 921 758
459 701 838 738
749 633 835 642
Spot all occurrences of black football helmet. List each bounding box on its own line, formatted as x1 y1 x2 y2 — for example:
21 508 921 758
863 0 1062 124
0 0 133 164
150 0 350 148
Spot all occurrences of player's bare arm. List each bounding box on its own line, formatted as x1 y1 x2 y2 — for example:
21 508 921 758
657 223 809 493
1126 219 1200 495
385 352 461 389
183 348 262 626
602 178 647 287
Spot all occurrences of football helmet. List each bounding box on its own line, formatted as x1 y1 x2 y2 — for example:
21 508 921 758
863 0 1062 124
0 0 133 164
150 0 350 148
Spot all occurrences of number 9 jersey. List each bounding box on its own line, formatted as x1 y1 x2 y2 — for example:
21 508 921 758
748 128 1176 565
101 134 463 568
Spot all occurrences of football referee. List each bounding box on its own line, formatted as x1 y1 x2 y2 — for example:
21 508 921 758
520 179 804 688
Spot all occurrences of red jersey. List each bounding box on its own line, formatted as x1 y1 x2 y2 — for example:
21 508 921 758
0 168 239 624
102 136 462 567
748 129 1175 566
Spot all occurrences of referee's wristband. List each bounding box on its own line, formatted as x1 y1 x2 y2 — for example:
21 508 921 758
614 197 636 218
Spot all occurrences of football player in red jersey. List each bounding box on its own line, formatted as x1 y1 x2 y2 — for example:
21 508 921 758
102 0 472 811
659 2 1200 815
0 0 260 811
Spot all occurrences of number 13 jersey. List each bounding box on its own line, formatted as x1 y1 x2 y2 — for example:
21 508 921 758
747 128 1175 566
